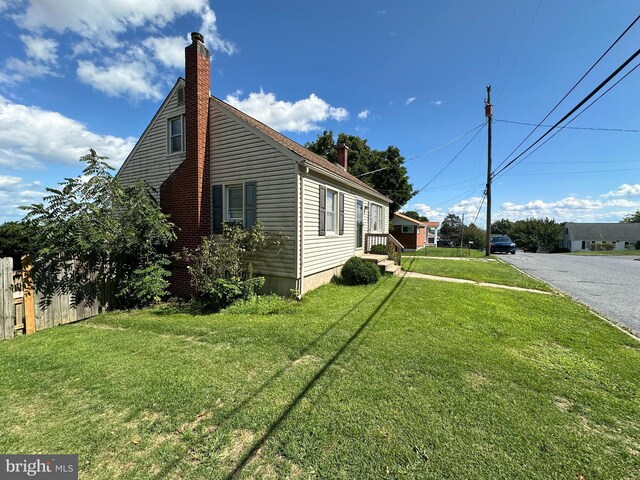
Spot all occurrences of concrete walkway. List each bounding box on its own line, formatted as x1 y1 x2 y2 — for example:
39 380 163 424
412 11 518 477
403 256 497 262
401 270 552 295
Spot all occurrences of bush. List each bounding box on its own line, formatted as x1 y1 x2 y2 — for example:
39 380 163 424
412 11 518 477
341 257 381 286
369 244 388 255
636 240 640 250
182 223 284 310
550 247 571 253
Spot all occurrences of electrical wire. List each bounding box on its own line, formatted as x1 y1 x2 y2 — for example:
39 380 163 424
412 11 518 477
492 48 640 179
492 15 640 174
495 118 640 133
506 167 640 176
473 191 487 224
404 123 485 163
494 60 640 179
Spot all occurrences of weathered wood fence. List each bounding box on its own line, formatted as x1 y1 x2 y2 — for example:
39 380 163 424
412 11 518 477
0 257 100 340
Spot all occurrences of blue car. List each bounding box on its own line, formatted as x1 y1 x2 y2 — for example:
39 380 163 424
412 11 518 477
490 235 516 254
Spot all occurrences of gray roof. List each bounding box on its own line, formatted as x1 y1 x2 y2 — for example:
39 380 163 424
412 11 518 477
566 222 640 241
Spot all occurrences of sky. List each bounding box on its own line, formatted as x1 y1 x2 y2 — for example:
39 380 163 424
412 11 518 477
0 0 639 226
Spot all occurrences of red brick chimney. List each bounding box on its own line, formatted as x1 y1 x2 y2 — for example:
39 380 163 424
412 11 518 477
160 32 211 295
336 143 348 170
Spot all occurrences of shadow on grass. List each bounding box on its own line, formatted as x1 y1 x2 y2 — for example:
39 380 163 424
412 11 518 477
152 277 395 479
224 275 408 479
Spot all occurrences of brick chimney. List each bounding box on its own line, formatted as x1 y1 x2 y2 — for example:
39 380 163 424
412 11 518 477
160 32 211 295
336 143 348 170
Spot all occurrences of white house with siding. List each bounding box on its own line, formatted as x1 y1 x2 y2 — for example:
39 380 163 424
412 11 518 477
563 222 640 252
117 32 392 296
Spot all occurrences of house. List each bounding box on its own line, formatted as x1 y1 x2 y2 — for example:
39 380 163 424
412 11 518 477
117 32 392 296
563 222 640 252
392 212 439 251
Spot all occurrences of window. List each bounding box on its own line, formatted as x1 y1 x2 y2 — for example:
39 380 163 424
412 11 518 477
326 189 337 233
370 204 383 232
168 116 183 154
401 225 414 234
227 185 244 222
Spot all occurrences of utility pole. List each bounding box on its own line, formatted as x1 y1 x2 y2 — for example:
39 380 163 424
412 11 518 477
484 85 493 256
460 213 465 248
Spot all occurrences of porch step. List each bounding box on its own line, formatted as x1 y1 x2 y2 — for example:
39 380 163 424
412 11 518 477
358 254 403 276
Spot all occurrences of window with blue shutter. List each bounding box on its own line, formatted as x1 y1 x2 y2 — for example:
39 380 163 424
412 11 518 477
212 185 223 233
319 186 326 236
244 181 257 229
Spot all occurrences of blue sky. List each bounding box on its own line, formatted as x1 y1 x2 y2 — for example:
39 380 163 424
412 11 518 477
0 0 639 225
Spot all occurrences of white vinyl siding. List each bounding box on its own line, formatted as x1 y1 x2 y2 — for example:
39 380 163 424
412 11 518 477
302 173 388 277
210 104 297 279
117 80 186 200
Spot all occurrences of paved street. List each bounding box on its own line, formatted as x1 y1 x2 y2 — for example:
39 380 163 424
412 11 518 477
502 252 640 335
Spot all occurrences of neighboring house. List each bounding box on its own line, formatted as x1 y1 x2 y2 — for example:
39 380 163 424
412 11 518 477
117 32 391 296
563 222 640 251
392 213 439 250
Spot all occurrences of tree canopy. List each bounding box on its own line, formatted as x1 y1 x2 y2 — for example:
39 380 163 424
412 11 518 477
621 209 640 223
439 213 463 246
401 210 428 222
0 221 33 267
305 131 415 216
21 150 176 309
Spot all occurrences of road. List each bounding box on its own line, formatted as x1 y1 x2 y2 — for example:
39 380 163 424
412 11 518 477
502 252 640 336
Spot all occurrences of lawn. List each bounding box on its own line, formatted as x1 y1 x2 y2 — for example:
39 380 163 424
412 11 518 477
402 256 552 291
567 249 640 256
409 247 488 258
1 278 639 479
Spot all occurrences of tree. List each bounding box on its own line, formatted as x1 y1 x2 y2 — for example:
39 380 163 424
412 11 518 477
440 213 463 246
401 210 428 222
491 218 513 235
621 209 640 223
0 221 33 267
21 150 176 309
509 218 563 253
463 223 486 250
305 131 415 215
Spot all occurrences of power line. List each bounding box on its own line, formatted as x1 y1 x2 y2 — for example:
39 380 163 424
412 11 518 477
404 123 485 163
506 167 640 176
473 191 487 224
494 60 640 179
495 118 640 133
492 47 640 179
492 15 640 174
413 122 486 195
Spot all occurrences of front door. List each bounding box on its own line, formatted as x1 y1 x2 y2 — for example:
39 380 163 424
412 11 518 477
356 200 364 249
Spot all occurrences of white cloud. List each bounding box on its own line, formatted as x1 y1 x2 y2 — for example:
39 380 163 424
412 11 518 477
357 109 370 120
143 36 186 69
405 97 416 105
413 203 444 222
225 90 349 133
0 95 136 169
77 60 162 101
430 100 443 106
0 57 59 84
0 175 22 189
376 10 387 15
21 35 58 63
0 175 45 222
603 183 640 198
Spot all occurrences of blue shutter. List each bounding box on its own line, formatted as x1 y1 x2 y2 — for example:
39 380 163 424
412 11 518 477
244 181 257 229
339 193 345 235
319 186 326 236
212 185 223 234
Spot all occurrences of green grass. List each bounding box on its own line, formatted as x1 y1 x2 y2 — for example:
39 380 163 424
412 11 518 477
567 249 640 256
409 247 488 258
402 256 552 291
1 278 639 479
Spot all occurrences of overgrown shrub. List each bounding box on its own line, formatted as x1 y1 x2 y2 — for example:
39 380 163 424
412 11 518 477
21 150 175 309
341 256 381 285
635 240 640 250
550 247 571 253
182 223 284 309
370 244 388 255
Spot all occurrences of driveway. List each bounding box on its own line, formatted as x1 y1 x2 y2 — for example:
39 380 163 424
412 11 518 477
502 252 640 336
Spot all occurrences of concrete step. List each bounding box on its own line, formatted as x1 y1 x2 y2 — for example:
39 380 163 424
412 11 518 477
359 254 388 263
385 264 403 276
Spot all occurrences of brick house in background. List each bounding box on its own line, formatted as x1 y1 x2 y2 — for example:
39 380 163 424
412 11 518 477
392 212 439 251
117 33 392 296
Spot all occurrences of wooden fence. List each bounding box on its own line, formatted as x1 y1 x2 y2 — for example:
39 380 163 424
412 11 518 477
0 257 100 341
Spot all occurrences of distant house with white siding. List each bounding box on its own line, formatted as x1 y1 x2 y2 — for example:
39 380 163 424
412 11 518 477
563 222 640 252
117 32 392 296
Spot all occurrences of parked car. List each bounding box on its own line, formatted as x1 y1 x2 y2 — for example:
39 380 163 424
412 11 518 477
437 239 453 247
490 235 516 254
